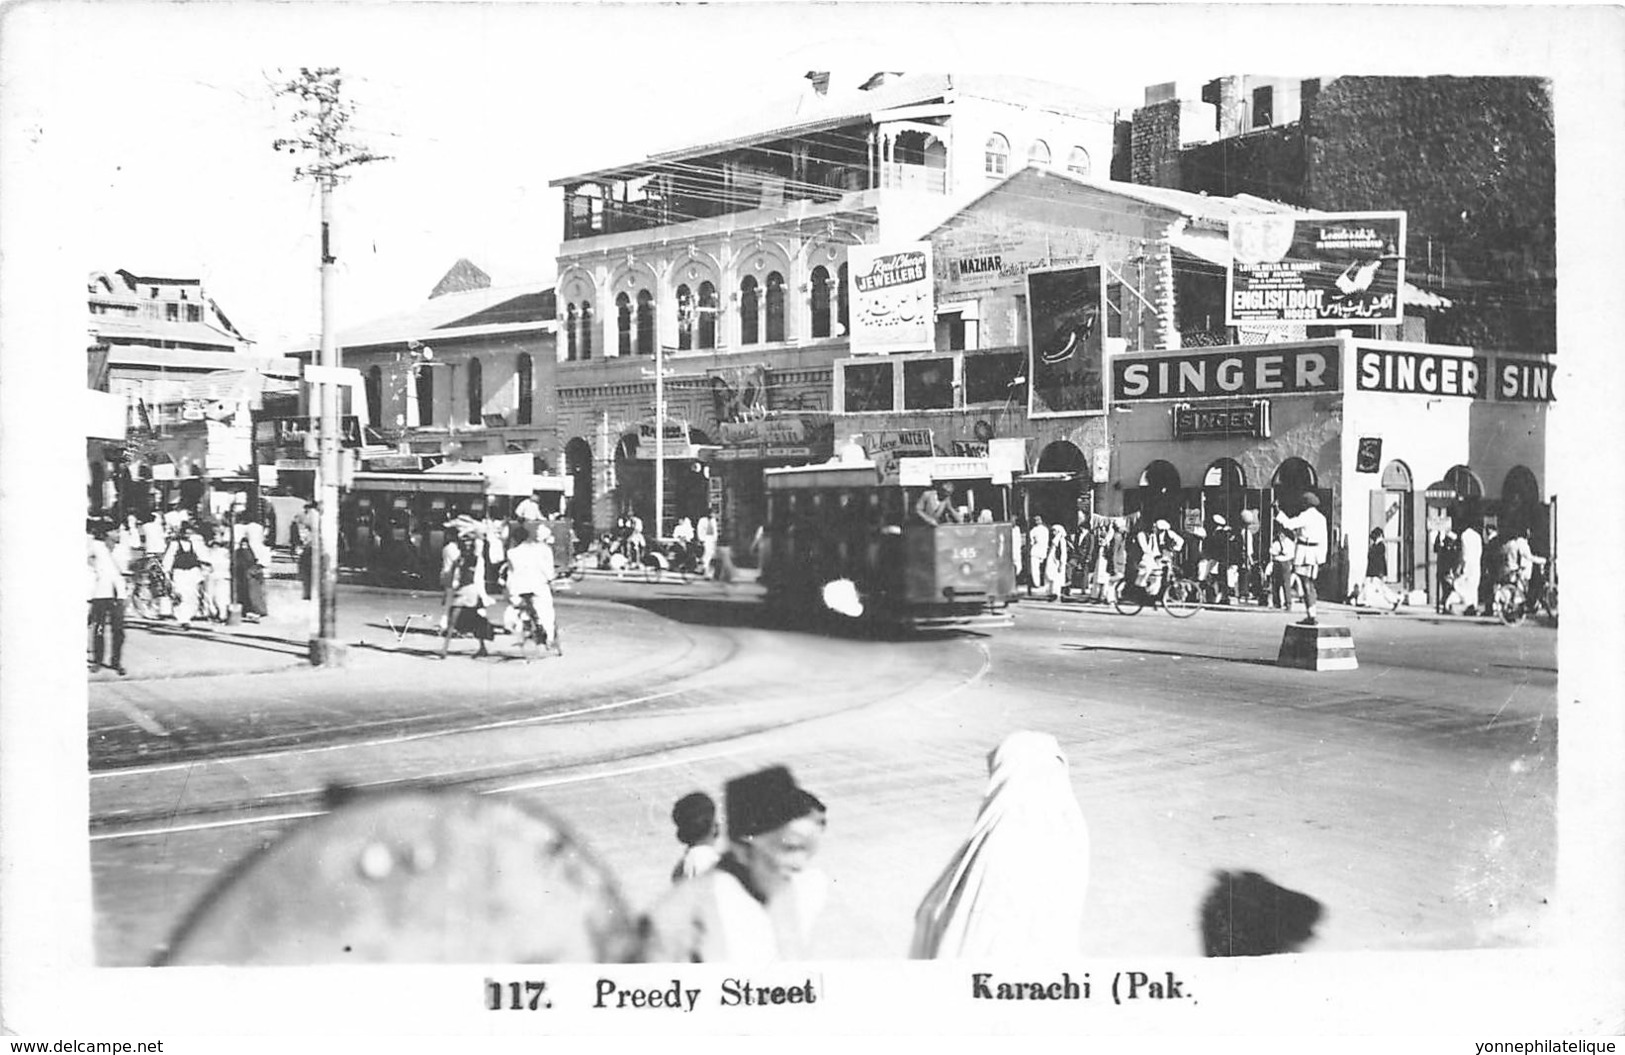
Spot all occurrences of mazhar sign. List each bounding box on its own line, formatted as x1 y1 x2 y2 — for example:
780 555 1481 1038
1112 346 1340 402
848 243 934 354
1227 212 1407 326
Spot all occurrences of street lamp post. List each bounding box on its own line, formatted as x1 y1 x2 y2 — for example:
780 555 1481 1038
642 347 674 540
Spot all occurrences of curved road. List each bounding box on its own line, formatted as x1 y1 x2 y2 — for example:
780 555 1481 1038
90 581 1556 965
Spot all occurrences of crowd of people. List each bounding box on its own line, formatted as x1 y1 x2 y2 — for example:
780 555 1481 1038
1430 517 1546 617
435 501 570 659
86 498 279 674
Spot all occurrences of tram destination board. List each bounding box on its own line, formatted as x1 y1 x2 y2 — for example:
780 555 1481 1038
1171 400 1270 440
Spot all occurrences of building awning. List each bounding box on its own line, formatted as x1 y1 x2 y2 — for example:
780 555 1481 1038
1169 228 1454 309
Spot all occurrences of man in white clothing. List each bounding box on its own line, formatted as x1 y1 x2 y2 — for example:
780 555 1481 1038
1276 492 1328 625
503 522 560 655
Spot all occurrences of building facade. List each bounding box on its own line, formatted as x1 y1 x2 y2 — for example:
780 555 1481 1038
549 72 1120 550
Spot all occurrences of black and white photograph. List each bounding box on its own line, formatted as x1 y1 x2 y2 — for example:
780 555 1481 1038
2 0 1622 1045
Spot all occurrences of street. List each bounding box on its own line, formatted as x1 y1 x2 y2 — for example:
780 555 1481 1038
88 575 1557 966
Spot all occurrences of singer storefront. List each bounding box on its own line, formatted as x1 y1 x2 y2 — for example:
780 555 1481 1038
1108 336 1553 605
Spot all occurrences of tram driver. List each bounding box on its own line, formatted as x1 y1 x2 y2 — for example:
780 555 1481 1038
914 481 966 526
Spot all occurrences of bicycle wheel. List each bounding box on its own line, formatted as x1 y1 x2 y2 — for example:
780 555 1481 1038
1113 584 1146 616
643 554 665 584
676 559 696 585
1162 578 1201 618
567 558 585 583
1497 588 1527 626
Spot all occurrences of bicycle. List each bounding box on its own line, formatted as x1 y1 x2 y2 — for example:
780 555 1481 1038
126 554 170 619
1492 577 1529 626
1114 557 1201 618
508 591 561 661
643 538 702 584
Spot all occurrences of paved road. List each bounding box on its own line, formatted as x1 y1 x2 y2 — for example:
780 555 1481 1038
89 579 1556 966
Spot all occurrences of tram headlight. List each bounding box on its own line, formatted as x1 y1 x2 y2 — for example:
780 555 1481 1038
959 562 974 578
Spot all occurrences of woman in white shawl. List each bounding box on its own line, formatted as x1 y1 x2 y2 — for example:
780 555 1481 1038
910 730 1090 959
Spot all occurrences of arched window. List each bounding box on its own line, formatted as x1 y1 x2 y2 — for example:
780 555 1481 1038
1028 139 1051 167
1272 457 1318 495
415 364 435 426
1066 146 1091 176
565 303 578 360
516 353 534 425
1381 460 1413 491
765 272 785 342
676 284 694 351
837 262 849 336
740 276 760 346
636 289 655 356
810 265 832 338
364 365 382 427
697 282 717 349
616 292 632 357
1444 464 1484 500
1204 458 1246 491
579 302 593 360
984 133 1010 177
466 356 483 426
1139 460 1181 493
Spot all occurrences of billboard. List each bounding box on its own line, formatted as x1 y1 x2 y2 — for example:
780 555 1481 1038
848 243 934 354
1227 212 1407 326
1026 263 1107 417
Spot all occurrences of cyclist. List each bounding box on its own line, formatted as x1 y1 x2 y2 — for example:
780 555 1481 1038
1131 517 1184 598
1496 527 1535 613
503 522 560 657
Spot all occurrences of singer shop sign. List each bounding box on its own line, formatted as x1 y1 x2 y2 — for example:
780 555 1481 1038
1112 346 1340 402
1172 400 1271 440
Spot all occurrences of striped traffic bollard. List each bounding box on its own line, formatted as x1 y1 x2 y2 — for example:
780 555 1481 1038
1277 622 1358 671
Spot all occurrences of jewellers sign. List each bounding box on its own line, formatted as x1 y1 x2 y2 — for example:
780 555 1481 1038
1172 401 1271 440
1112 345 1340 402
1227 212 1406 326
848 243 934 355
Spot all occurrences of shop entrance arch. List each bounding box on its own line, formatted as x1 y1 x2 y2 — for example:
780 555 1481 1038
613 433 651 528
1372 459 1417 592
564 437 594 544
1129 459 1182 526
1024 440 1088 527
1498 465 1547 555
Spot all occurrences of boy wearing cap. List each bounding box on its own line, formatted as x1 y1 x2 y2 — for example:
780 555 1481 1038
642 766 829 962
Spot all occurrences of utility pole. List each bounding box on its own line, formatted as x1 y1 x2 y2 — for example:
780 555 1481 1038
275 67 388 666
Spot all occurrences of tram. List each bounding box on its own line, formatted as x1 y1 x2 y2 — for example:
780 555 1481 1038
760 455 1017 632
342 469 574 583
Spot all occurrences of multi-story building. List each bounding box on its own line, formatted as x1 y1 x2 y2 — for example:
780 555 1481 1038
549 71 1120 549
86 269 297 519
279 260 559 486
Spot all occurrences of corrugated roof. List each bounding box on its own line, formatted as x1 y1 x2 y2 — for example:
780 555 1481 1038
89 314 246 349
328 283 556 352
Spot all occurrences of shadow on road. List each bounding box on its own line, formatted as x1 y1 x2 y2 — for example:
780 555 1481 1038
1061 642 1280 668
610 589 986 644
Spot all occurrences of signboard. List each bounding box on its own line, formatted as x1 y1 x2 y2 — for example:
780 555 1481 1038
364 454 424 472
1356 437 1383 474
1227 212 1406 326
848 243 935 354
1027 264 1107 417
951 440 989 458
255 416 364 449
1090 448 1110 484
1172 401 1271 441
635 419 695 460
987 437 1028 476
897 457 1000 487
1113 345 1339 402
715 416 832 462
859 429 936 483
303 364 363 386
1494 357 1555 402
1356 348 1488 398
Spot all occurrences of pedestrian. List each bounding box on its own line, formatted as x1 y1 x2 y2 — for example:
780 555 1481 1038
235 518 271 622
696 512 718 579
1269 528 1296 610
514 491 543 524
1199 870 1323 957
1433 527 1461 613
502 522 560 656
482 512 508 593
1026 516 1049 596
1010 518 1026 585
1357 528 1403 611
142 509 168 558
162 523 208 630
641 765 829 962
1275 492 1328 626
669 791 722 884
1454 519 1483 616
203 527 233 621
87 521 128 675
294 502 319 600
1044 519 1068 601
439 529 492 659
910 731 1091 959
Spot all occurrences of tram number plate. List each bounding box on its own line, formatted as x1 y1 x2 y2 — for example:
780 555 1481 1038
951 546 979 561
